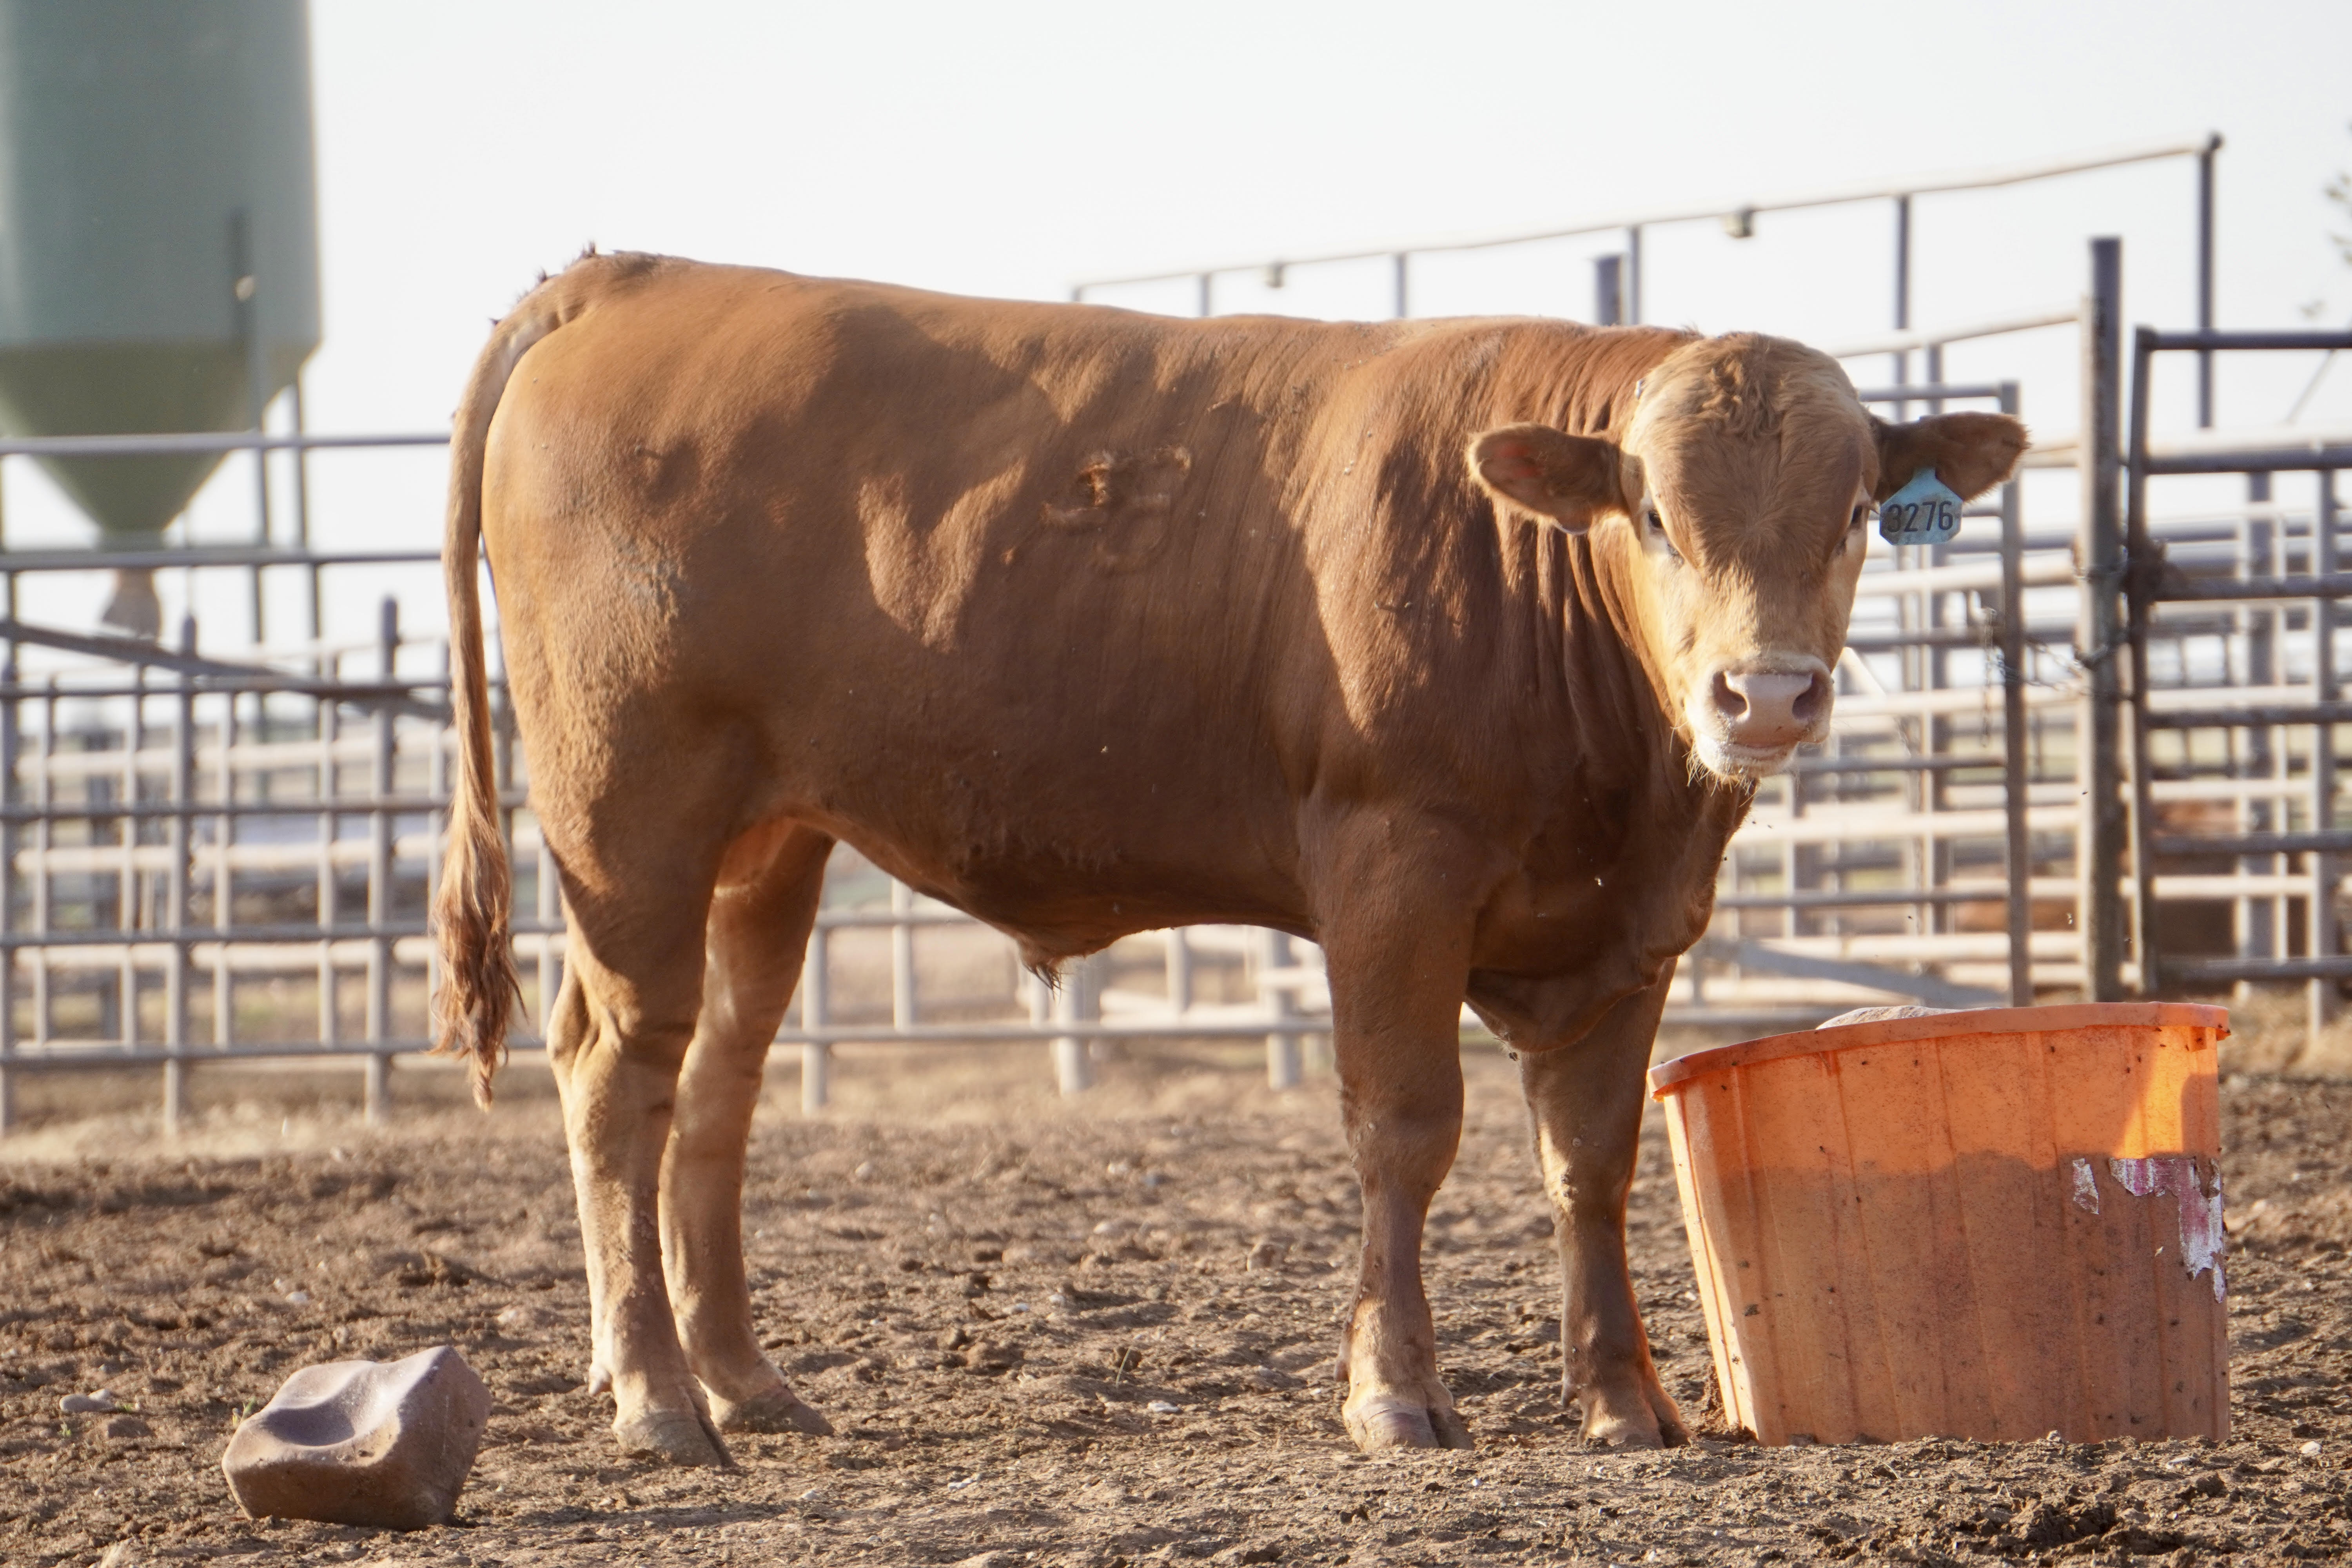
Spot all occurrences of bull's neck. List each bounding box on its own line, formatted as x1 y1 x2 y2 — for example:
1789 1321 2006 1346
1477 327 1708 796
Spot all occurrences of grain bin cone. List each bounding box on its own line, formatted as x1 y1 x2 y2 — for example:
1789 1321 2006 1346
0 1 321 636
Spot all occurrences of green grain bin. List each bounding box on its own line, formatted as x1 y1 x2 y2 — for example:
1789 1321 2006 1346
0 0 320 635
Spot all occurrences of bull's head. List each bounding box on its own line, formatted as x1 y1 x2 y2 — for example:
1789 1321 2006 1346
1468 333 2026 782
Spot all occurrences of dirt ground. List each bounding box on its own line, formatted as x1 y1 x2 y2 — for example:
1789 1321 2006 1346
0 1036 2347 1567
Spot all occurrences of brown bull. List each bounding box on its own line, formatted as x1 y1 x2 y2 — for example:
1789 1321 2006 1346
433 253 2025 1463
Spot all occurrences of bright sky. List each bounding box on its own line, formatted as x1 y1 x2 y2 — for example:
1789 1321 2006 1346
13 0 2352 646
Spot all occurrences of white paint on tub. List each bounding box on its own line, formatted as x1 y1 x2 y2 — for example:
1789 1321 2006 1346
2071 1158 2101 1214
2109 1154 2227 1303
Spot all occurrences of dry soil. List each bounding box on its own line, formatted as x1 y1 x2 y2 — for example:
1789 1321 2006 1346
0 1041 2346 1566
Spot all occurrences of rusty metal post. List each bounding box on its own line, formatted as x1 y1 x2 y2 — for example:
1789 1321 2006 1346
2125 327 2160 996
2078 237 2127 1000
1999 383 2032 1005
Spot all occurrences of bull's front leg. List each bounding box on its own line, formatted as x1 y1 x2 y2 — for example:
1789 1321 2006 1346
1519 975 1689 1448
1318 832 1484 1452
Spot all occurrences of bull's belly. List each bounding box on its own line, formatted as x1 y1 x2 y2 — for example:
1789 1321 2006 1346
801 796 1312 966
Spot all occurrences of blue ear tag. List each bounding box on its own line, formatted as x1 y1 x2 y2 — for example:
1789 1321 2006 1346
1878 468 1963 547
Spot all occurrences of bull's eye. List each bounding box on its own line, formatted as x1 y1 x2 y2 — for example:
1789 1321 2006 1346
1642 505 1682 564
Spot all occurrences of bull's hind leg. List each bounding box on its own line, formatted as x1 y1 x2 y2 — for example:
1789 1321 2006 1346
660 819 836 1436
1519 976 1690 1448
542 799 738 1466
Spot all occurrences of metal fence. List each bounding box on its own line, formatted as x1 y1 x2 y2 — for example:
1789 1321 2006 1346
7 145 2350 1127
0 319 2118 1132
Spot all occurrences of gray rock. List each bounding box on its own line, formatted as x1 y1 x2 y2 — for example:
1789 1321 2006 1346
220 1345 491 1530
101 1414 152 1440
60 1389 118 1414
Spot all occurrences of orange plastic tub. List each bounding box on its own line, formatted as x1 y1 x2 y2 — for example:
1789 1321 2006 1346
1648 1003 2229 1446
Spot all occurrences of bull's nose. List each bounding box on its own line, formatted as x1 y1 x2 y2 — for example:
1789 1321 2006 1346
1708 666 1830 748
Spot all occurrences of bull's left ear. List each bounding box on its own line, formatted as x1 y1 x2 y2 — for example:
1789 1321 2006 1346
1873 410 2030 503
1467 423 1624 534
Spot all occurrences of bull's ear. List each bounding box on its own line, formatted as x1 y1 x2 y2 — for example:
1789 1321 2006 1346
1467 423 1623 534
1873 410 2029 502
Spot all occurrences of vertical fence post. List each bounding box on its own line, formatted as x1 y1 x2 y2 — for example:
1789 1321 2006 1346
118 666 143 1050
1392 253 1409 321
1165 926 1193 1015
1623 227 1642 324
2239 475 2281 981
1594 256 1623 327
2196 137 2219 430
2125 328 2162 996
890 879 917 1031
0 635 16 1136
1891 194 1911 417
1998 383 2033 1006
2312 473 2339 1041
214 691 237 1052
1053 956 1098 1096
2078 237 2127 1000
1261 928 1302 1091
800 920 831 1114
32 682 52 1060
425 646 448 1074
364 598 397 1123
316 654 339 1047
162 619 195 1134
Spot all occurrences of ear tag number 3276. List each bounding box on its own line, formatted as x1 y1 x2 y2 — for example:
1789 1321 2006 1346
1878 468 1963 547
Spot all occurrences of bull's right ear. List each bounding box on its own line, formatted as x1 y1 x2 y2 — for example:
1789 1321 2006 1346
1468 424 1623 535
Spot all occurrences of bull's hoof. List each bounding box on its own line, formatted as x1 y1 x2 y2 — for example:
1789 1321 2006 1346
615 1409 732 1467
1345 1392 1474 1452
1575 1384 1690 1450
711 1385 834 1437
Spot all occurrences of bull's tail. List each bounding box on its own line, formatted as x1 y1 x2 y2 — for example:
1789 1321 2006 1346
431 296 565 1107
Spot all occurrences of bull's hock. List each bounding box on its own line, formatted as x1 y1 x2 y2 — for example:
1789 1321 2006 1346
221 1347 492 1530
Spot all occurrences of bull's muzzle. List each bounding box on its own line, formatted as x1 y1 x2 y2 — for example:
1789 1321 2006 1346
1691 657 1833 776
